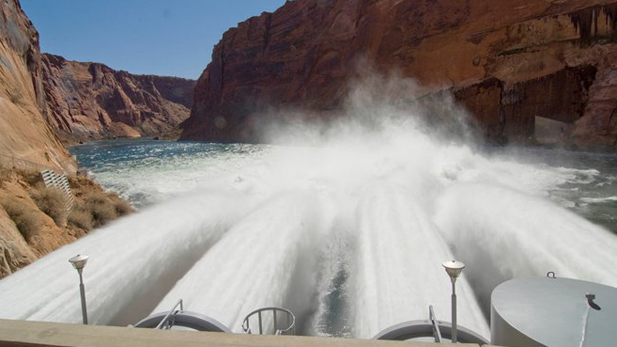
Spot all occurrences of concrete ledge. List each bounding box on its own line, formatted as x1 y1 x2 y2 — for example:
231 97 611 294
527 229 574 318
0 319 495 347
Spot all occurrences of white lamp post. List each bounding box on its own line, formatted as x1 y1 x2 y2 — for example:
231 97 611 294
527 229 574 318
69 254 89 325
442 260 465 343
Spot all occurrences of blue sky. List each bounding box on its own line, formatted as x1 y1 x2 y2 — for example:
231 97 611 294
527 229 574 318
22 1 287 79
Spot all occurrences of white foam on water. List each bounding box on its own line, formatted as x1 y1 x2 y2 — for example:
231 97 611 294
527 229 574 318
580 196 617 204
85 143 268 207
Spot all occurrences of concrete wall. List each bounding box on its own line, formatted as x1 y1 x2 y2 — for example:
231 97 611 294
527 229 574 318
0 319 498 347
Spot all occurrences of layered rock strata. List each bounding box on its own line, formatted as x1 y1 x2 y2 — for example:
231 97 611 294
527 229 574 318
183 0 617 149
42 54 195 143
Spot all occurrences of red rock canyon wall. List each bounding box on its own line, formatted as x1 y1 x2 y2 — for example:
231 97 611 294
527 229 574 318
42 54 195 143
183 0 617 149
0 0 74 171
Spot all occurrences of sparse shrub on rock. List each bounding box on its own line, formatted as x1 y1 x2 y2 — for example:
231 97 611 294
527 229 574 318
1 199 42 242
113 199 132 217
30 187 67 227
67 207 93 231
86 193 118 228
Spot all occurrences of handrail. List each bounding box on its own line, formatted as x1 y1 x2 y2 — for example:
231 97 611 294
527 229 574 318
428 305 442 343
0 152 60 173
134 310 231 332
242 307 295 336
155 299 184 329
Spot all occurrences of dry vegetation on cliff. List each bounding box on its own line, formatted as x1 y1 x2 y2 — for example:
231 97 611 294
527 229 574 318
0 168 133 278
68 175 133 230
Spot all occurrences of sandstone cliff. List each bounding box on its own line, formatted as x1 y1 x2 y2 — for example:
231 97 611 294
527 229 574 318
42 54 195 143
183 0 617 149
0 0 74 171
0 0 136 278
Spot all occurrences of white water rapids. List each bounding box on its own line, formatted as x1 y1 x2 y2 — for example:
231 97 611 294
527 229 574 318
2 91 617 339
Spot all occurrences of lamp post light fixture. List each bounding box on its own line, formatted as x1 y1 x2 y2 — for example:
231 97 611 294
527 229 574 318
442 260 465 343
69 254 89 325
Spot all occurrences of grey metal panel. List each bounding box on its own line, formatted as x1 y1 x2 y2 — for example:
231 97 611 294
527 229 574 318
491 307 546 347
491 277 617 347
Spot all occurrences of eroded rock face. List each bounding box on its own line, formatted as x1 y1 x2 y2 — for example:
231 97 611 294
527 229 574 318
0 205 37 278
0 0 74 172
42 54 195 143
0 178 76 258
183 0 617 149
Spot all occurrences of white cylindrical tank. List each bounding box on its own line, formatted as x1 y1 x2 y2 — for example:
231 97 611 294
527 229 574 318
491 277 617 347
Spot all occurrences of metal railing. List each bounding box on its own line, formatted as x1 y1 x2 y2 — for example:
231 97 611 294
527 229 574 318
0 152 54 172
428 305 442 343
155 299 184 329
242 307 295 336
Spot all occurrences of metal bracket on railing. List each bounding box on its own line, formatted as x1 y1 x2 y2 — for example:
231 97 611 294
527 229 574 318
155 299 184 329
242 307 295 336
429 305 443 343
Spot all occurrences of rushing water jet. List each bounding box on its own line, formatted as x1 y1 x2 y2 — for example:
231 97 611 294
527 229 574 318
1 110 617 339
153 193 323 332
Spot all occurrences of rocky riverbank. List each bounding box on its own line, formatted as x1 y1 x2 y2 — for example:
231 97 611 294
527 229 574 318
0 168 132 279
